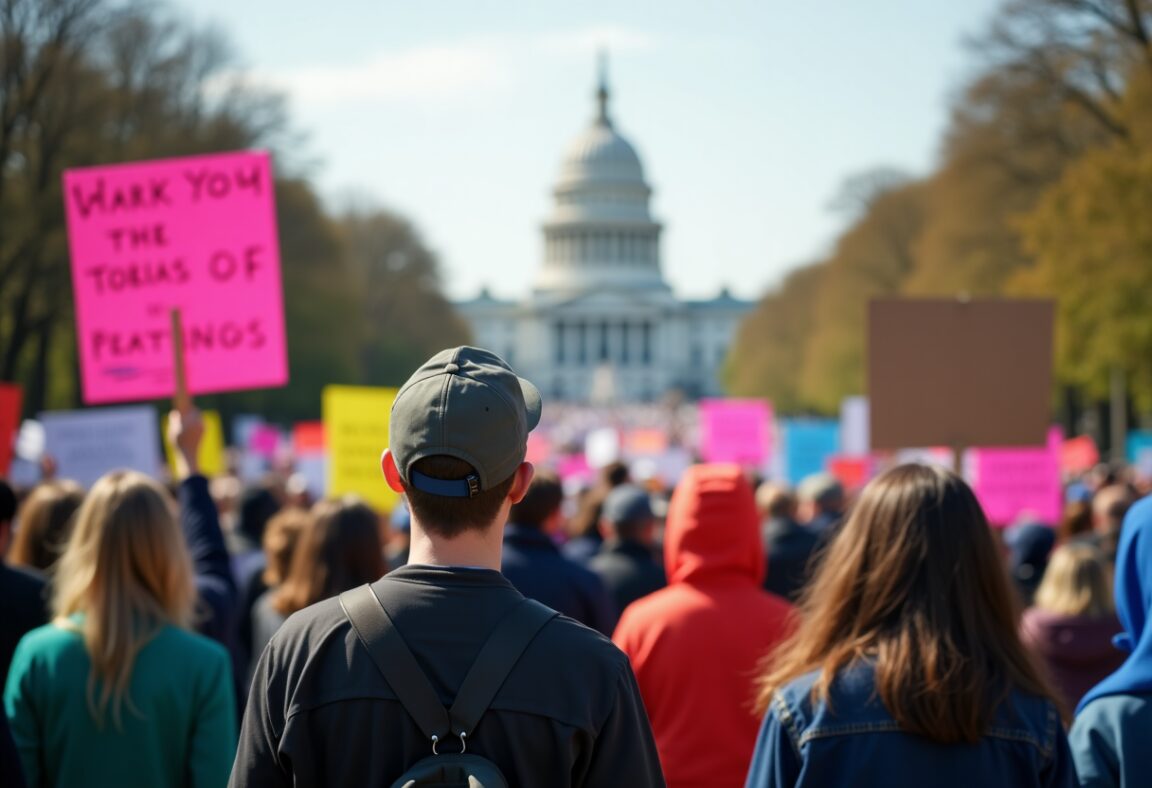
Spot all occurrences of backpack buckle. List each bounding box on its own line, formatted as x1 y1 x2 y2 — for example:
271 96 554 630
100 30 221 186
431 731 467 756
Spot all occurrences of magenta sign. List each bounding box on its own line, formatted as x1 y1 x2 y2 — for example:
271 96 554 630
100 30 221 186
64 150 287 404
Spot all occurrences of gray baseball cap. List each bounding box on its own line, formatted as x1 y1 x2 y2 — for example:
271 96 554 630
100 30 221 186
389 346 542 497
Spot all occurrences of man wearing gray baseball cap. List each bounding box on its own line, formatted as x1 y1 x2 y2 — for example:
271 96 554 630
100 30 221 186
232 347 664 788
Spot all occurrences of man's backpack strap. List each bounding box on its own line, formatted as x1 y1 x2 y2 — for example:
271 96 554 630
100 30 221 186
339 584 450 742
339 584 558 750
447 598 557 739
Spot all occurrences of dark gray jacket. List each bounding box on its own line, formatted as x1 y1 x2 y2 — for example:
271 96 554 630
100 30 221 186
231 565 664 787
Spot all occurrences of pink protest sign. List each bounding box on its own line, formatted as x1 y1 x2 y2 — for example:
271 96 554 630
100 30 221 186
971 427 1063 526
698 398 773 465
249 424 282 458
557 453 593 484
525 433 552 465
64 151 286 404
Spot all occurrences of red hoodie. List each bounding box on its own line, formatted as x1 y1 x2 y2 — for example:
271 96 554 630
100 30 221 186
613 464 794 788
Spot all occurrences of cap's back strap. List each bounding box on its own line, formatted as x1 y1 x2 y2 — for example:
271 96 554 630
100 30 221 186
409 469 480 498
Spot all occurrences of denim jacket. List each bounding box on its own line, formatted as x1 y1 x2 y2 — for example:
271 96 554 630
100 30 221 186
745 662 1076 788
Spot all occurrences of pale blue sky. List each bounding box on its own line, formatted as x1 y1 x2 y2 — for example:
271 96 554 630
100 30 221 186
178 0 1004 301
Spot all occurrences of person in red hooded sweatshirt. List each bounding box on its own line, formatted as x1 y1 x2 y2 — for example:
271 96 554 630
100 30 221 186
613 464 795 788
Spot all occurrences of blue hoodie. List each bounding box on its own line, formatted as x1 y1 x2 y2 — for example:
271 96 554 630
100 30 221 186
1070 494 1152 787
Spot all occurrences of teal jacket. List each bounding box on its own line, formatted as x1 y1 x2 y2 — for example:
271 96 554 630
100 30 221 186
1070 693 1152 787
4 621 236 788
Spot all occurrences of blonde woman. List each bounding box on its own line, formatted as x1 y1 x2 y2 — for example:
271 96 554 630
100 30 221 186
3 411 236 787
1021 542 1124 711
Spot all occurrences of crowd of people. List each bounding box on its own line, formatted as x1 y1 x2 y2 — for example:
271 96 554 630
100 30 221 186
0 345 1150 787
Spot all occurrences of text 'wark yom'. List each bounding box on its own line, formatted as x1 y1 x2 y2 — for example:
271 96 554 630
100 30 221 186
63 151 288 404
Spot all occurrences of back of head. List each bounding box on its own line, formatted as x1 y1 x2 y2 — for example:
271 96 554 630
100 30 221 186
1058 499 1093 542
1093 484 1135 532
755 481 796 521
9 480 85 571
1004 522 1057 605
601 484 655 543
274 497 385 616
601 461 631 489
509 470 563 530
665 464 764 586
758 463 1052 743
239 484 282 546
387 346 541 539
0 478 16 525
797 472 844 513
1034 542 1114 618
53 470 195 727
261 506 311 588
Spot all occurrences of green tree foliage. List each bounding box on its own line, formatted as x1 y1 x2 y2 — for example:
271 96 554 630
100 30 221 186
730 171 926 415
732 0 1152 416
1 0 471 421
204 179 361 423
1014 71 1152 408
800 177 927 412
725 263 825 412
0 0 285 412
337 207 471 386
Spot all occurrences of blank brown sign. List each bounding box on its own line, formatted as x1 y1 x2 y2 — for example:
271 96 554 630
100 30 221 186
868 299 1054 450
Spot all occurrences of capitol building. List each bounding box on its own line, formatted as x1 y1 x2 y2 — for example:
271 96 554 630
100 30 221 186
458 68 752 403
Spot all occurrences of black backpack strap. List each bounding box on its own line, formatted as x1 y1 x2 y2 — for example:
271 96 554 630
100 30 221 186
341 584 559 751
447 599 557 739
339 584 450 742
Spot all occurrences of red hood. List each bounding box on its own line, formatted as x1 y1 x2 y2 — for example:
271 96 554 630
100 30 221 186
664 464 765 586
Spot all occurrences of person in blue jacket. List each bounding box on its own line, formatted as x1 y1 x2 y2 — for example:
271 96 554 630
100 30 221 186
1069 492 1152 787
745 463 1074 788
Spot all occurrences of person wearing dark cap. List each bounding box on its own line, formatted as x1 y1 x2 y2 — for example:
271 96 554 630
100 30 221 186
502 470 617 634
231 347 664 787
589 484 666 614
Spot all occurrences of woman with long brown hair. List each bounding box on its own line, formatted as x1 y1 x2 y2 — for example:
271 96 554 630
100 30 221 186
249 497 385 662
7 479 84 572
745 463 1075 787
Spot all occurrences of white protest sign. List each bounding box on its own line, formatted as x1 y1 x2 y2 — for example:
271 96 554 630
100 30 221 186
41 406 160 487
840 396 870 455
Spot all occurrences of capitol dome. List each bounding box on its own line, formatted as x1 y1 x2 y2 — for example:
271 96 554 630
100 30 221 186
558 109 645 186
457 59 753 405
535 64 667 294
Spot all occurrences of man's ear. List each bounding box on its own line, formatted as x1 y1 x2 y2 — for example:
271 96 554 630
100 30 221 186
381 450 406 493
507 462 535 504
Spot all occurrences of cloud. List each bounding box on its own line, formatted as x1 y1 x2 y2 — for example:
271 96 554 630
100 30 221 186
528 26 660 55
269 39 512 103
253 27 659 106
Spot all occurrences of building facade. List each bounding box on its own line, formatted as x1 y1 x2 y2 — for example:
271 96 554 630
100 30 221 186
458 69 752 403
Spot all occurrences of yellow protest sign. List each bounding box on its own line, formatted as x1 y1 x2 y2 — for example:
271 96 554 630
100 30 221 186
323 385 399 512
163 409 225 477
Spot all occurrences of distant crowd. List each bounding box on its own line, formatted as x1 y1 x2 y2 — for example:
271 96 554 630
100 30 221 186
2 365 1151 786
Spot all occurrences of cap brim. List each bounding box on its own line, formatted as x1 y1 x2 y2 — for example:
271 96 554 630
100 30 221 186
519 377 542 431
